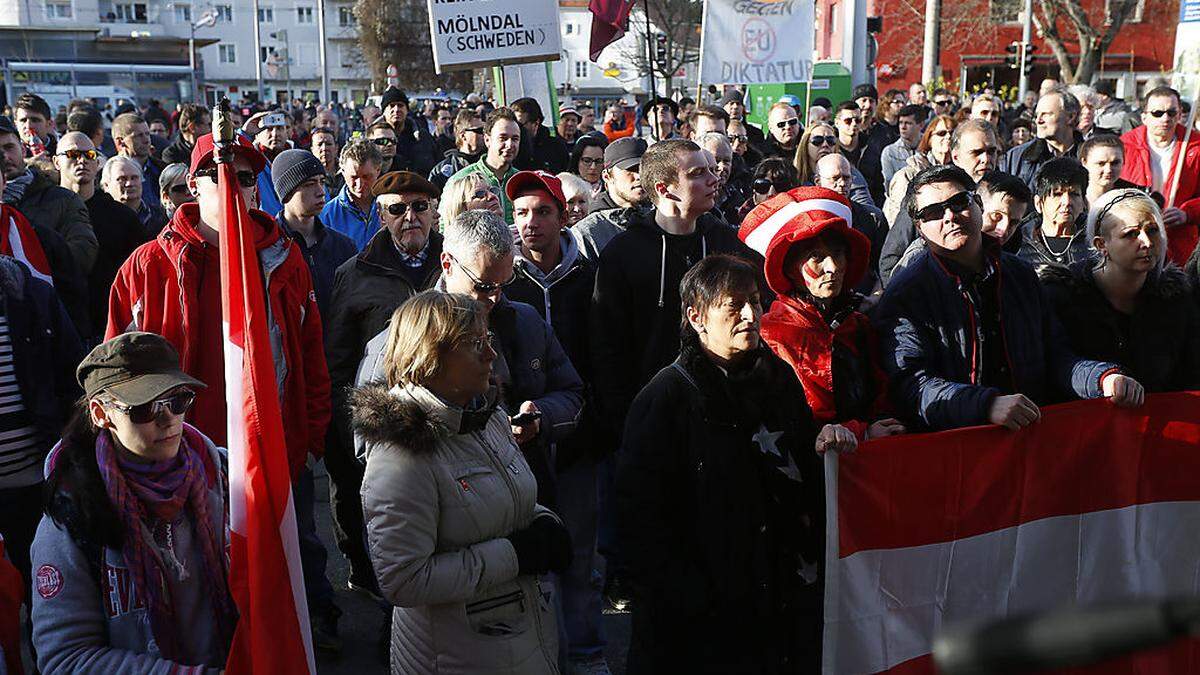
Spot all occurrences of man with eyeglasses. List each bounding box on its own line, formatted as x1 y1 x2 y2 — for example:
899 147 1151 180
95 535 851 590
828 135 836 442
449 107 523 223
321 138 384 250
573 136 650 260
1118 85 1200 264
428 109 485 191
873 164 1144 433
55 132 147 343
762 102 802 161
1003 85 1083 191
835 101 886 206
108 131 330 487
726 118 763 168
367 119 399 174
641 96 680 143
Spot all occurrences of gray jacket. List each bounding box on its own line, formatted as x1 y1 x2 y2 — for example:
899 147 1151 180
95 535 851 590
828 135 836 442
880 137 918 188
351 383 560 674
572 206 637 262
30 433 229 674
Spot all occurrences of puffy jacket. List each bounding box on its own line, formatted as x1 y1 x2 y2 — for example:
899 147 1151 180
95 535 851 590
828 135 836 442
350 383 560 675
33 427 230 674
761 294 889 441
105 203 330 477
617 337 823 674
1044 262 1200 392
873 245 1118 431
1015 213 1094 277
1002 133 1082 191
1119 125 1200 264
15 169 96 275
571 199 648 261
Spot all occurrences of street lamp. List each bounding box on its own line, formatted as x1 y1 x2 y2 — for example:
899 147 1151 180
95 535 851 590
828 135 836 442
187 4 218 103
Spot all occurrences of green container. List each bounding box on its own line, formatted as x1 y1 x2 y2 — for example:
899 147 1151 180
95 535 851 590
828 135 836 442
745 62 853 128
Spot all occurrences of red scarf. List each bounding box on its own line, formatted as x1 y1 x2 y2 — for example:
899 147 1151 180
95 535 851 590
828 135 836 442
0 206 51 285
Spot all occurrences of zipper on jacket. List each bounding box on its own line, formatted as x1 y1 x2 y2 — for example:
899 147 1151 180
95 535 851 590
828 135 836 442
465 589 524 614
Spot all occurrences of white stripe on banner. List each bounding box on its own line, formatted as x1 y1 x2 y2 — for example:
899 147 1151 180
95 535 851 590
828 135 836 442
7 216 52 286
822 497 1200 674
223 328 246 535
743 198 853 256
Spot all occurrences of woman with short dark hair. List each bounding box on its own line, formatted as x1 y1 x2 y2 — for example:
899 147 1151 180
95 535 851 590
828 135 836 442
617 254 854 674
568 134 608 197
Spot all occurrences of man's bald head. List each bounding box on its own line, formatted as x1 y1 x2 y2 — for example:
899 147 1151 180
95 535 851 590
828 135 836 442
57 131 95 152
54 130 100 191
815 153 853 196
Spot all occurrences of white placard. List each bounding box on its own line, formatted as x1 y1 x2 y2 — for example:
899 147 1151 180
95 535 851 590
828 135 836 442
427 0 562 73
698 0 815 85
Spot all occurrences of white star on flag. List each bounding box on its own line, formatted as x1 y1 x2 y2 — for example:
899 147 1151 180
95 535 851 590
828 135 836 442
753 425 802 482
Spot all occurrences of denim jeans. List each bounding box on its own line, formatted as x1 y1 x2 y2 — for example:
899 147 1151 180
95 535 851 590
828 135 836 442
553 457 606 662
294 466 336 614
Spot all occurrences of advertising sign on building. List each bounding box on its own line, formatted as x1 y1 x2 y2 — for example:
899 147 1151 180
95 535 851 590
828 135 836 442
698 0 815 85
1173 0 1200 94
427 0 562 73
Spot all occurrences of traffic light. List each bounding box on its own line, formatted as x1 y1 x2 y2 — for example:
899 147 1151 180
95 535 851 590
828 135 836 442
1023 42 1037 75
1005 41 1022 70
655 33 668 63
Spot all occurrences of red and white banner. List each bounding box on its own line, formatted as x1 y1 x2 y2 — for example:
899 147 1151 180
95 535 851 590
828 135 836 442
218 156 315 674
823 393 1200 674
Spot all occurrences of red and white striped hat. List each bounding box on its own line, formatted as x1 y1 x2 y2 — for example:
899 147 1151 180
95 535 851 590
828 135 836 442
738 186 871 296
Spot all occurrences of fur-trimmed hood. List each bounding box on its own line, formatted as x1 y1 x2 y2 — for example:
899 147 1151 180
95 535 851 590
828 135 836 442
349 382 501 457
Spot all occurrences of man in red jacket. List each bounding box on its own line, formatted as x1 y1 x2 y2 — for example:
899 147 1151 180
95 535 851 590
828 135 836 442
1119 85 1200 264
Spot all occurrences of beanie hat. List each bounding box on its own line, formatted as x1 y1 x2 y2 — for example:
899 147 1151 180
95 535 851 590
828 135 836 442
271 149 326 203
738 186 870 296
380 87 409 110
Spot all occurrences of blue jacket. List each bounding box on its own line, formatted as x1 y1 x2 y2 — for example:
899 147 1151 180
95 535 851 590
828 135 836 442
256 164 282 217
320 185 380 251
275 213 357 332
872 245 1117 431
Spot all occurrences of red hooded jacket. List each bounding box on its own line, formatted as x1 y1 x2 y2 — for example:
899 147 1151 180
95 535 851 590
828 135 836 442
106 202 330 478
1119 124 1200 264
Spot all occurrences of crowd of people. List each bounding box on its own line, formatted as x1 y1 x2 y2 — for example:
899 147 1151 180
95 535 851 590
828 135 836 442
0 72 1198 674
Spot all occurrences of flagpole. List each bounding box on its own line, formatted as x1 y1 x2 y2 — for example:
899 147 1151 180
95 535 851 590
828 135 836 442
644 0 656 100
1166 77 1200 208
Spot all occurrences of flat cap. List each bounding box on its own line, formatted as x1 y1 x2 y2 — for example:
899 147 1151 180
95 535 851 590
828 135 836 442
371 170 439 198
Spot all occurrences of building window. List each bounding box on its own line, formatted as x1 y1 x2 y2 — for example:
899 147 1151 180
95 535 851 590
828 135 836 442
113 2 148 22
574 61 589 79
339 44 359 68
260 45 278 63
564 22 574 36
296 6 313 23
215 4 232 21
45 1 72 18
258 5 273 21
219 43 236 63
989 0 1021 23
1106 0 1144 23
338 6 354 26
173 3 190 21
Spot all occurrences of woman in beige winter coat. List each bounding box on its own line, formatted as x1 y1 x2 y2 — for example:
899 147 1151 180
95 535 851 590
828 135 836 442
351 290 569 674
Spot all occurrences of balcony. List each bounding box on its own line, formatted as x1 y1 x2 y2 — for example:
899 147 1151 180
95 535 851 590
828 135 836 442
98 1 166 29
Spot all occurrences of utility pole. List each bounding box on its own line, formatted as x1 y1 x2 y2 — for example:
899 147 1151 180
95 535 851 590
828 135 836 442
316 0 330 103
1018 0 1033 99
921 0 941 84
840 0 870 85
251 0 265 102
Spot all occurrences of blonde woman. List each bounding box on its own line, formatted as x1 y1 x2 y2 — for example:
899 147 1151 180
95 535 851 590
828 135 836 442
556 172 593 226
792 122 874 207
351 290 567 674
437 172 502 228
1044 189 1200 392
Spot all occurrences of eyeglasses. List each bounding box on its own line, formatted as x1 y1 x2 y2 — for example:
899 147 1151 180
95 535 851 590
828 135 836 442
914 190 979 222
810 135 837 147
384 200 430 216
371 137 396 147
752 178 791 195
579 157 605 166
775 118 800 130
448 253 515 294
57 149 98 162
107 390 196 424
1146 108 1179 119
168 184 190 195
194 168 258 188
459 331 495 355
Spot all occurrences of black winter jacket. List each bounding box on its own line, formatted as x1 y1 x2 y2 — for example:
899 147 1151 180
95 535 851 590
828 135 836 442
590 210 762 441
393 118 440 177
1015 213 1094 277
873 245 1118 431
161 136 194 165
617 336 823 674
427 148 482 190
515 125 570 175
83 192 149 343
1043 262 1200 392
1002 133 1082 190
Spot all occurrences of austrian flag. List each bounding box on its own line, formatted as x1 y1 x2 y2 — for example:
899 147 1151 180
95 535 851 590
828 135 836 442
823 393 1200 674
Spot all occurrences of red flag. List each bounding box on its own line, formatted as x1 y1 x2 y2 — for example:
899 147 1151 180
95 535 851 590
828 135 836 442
217 155 315 674
823 393 1200 673
0 206 52 286
588 0 635 61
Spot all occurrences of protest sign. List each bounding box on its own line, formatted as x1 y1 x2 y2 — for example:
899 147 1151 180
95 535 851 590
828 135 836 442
698 0 815 85
427 0 562 73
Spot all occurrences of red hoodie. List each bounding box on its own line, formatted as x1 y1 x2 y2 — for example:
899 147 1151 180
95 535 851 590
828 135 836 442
106 202 330 478
1119 124 1200 264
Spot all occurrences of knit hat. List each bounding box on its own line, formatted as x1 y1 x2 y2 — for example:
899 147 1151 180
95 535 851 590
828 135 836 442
380 87 409 111
853 84 879 101
271 149 326 203
718 90 744 107
738 186 871 296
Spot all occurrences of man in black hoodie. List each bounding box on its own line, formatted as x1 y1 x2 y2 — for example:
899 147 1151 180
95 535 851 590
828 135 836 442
380 87 439 176
428 109 485 190
511 97 570 174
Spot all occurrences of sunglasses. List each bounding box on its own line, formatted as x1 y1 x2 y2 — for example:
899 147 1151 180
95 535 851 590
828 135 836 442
107 390 196 424
384 200 430 216
932 128 951 137
934 99 954 106
464 126 485 135
168 184 190 195
728 134 748 142
448 252 514 294
914 190 978 223
810 135 837 147
57 149 98 162
372 137 396 146
1146 109 1179 119
752 178 791 195
195 168 258 188
775 118 800 130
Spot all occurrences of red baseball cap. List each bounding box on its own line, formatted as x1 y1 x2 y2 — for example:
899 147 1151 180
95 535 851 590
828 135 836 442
189 133 268 175
505 170 566 210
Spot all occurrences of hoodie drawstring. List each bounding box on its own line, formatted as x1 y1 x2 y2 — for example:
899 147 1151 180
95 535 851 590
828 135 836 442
657 233 708 308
